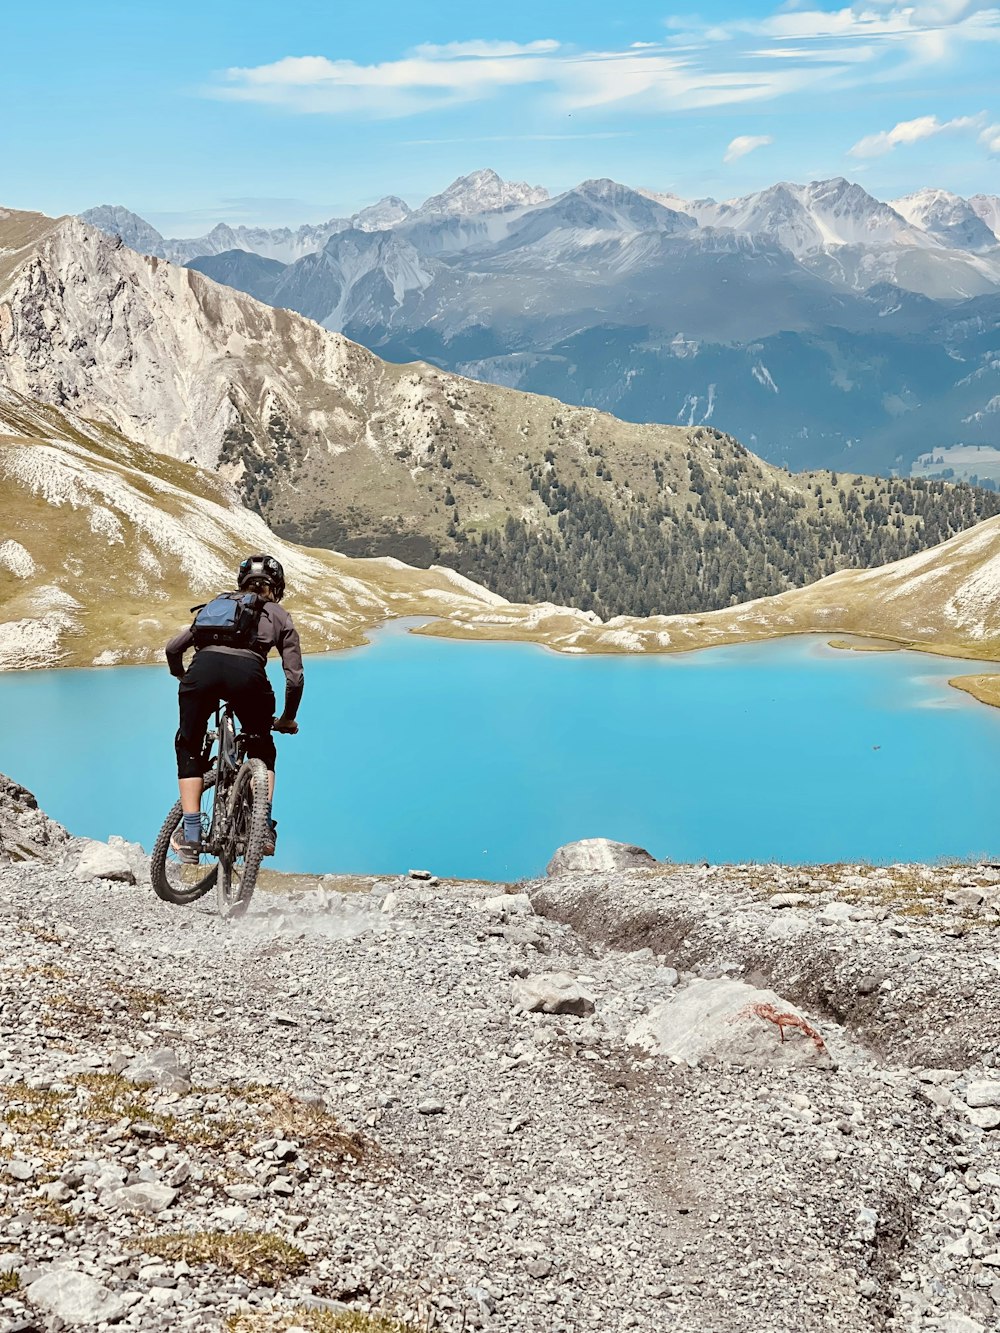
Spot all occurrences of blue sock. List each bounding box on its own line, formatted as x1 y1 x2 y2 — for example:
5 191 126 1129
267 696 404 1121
182 813 202 843
266 801 273 824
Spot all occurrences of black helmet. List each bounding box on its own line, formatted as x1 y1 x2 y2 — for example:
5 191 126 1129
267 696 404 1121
237 553 285 601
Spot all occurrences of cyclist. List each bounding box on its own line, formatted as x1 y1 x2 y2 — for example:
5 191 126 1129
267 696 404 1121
165 554 303 864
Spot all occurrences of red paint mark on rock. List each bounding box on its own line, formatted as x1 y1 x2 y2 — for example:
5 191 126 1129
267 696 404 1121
746 1002 827 1054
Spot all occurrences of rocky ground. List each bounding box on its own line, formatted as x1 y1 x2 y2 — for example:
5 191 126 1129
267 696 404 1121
1 791 999 1333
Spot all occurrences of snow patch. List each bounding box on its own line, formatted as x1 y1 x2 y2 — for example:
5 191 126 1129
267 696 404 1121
0 540 35 577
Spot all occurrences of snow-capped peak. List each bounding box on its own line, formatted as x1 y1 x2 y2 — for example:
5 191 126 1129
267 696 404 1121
353 196 411 231
696 178 928 256
891 188 998 252
412 168 549 219
968 194 1000 245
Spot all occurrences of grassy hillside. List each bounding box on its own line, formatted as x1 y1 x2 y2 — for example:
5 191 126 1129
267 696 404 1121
0 389 504 670
418 510 1000 671
4 386 1000 712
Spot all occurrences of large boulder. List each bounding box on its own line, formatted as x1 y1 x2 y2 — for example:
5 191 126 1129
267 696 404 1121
75 840 135 883
627 977 833 1069
513 972 597 1016
546 838 657 876
26 1269 136 1325
0 773 69 862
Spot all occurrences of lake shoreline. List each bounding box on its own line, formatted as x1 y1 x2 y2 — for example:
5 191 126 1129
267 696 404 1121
5 610 1000 713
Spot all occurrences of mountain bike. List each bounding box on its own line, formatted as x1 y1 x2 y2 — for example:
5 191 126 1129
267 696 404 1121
150 703 271 918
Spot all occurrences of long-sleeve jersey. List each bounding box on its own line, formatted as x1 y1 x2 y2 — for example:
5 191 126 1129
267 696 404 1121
165 599 304 720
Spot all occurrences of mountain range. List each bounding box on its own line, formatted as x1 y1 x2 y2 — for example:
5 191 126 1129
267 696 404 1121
5 206 1000 621
81 170 1000 479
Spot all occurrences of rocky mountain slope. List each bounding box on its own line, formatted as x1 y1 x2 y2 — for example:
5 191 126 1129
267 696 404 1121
81 171 1000 475
1 815 999 1331
0 388 503 670
4 206 999 621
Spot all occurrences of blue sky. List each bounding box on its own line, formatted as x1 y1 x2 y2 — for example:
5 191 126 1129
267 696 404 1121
4 1 999 234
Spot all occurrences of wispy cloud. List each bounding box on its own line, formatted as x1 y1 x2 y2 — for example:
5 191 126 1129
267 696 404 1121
980 122 1000 153
724 134 774 162
206 6 1000 120
210 43 862 118
849 112 983 156
402 133 631 145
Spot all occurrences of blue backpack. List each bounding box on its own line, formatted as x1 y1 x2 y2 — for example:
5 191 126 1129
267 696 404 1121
190 591 266 649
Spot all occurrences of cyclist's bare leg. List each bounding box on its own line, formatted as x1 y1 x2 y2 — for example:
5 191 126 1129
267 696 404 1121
179 777 204 815
267 771 275 802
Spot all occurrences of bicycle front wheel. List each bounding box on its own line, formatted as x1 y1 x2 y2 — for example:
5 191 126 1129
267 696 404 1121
216 758 269 919
150 772 220 905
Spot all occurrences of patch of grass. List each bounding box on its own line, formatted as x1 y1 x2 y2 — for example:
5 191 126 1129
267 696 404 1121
24 1198 74 1227
21 963 70 981
228 1085 365 1164
20 923 61 944
106 981 176 1015
0 1086 71 1161
140 1230 308 1286
268 1092 364 1162
73 1074 235 1147
46 993 104 1022
225 1310 419 1332
898 903 933 919
0 1269 20 1295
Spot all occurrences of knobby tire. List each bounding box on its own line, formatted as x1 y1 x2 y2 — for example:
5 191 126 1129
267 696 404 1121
216 758 269 920
150 772 219 905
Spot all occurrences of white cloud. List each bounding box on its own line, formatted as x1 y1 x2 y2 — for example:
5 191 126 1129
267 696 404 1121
214 44 569 117
980 123 1000 153
724 134 774 162
208 6 1000 120
849 113 982 156
411 40 560 59
732 2 1000 39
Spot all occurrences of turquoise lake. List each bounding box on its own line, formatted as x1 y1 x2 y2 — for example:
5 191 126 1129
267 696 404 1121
2 625 998 879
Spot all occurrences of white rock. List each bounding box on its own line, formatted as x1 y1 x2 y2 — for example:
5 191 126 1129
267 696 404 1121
820 902 854 924
74 841 135 883
108 1182 178 1214
546 838 657 875
770 893 808 909
626 978 833 1069
946 887 986 909
26 1269 135 1324
964 1106 1000 1130
939 1316 986 1333
513 972 597 1016
481 893 534 916
122 1047 191 1093
965 1080 1000 1108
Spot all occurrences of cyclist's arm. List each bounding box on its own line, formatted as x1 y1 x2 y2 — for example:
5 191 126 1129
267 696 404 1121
165 627 194 679
275 613 304 722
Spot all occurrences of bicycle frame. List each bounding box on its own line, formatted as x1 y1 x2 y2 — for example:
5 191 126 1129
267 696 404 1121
201 704 246 857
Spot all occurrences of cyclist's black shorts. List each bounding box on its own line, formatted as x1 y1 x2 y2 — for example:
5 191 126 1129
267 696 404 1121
175 649 276 779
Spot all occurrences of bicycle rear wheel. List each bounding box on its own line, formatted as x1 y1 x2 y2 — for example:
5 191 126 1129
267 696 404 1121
150 773 220 905
216 758 269 919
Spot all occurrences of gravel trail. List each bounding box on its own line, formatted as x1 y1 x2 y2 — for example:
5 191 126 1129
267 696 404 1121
1 823 999 1332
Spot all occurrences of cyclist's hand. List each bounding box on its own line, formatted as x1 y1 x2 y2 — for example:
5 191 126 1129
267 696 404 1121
272 716 299 735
